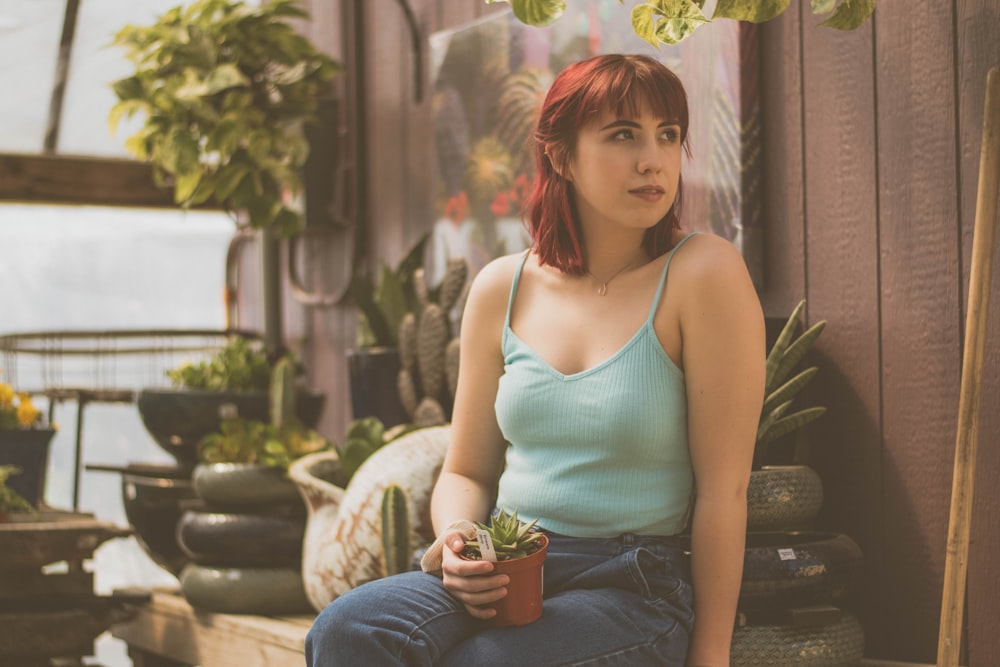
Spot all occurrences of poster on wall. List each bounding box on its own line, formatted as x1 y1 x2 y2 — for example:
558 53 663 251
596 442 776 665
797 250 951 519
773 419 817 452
426 3 762 287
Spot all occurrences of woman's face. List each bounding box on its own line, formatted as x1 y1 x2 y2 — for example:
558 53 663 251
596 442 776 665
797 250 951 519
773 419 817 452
565 100 683 235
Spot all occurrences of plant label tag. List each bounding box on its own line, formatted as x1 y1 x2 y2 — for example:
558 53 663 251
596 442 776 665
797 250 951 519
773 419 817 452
475 529 498 562
778 548 797 561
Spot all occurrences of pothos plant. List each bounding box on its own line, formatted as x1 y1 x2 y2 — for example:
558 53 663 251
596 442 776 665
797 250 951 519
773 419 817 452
109 0 340 235
494 0 877 47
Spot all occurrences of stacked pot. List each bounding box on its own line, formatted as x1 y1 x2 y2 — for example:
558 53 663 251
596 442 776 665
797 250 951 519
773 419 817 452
732 465 865 666
176 462 313 615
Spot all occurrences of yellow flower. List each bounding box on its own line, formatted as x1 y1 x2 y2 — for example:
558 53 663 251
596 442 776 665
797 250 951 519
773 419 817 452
0 382 14 408
16 394 40 427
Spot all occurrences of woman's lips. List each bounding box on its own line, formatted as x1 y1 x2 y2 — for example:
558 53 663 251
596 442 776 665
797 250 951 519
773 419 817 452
629 186 665 202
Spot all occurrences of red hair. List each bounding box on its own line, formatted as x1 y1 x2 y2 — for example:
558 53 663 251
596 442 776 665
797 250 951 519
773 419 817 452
524 54 690 275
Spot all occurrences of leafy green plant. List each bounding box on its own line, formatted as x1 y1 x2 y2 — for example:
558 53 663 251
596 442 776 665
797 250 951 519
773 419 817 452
198 357 329 469
166 337 280 392
109 0 339 234
0 466 35 515
350 233 431 348
494 0 877 47
461 508 545 561
755 300 827 468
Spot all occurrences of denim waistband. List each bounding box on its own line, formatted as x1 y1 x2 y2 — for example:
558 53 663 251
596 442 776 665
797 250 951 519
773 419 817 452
541 530 691 559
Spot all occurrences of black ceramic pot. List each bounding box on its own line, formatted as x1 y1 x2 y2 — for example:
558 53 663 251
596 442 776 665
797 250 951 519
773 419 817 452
137 388 326 467
177 510 305 566
347 348 408 427
0 428 56 508
119 464 205 576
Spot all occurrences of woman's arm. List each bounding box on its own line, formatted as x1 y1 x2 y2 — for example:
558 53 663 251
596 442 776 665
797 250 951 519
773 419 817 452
429 255 516 619
677 237 765 666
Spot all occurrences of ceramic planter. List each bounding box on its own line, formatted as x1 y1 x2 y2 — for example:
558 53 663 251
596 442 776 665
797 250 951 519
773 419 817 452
462 534 549 628
0 428 56 508
747 465 824 531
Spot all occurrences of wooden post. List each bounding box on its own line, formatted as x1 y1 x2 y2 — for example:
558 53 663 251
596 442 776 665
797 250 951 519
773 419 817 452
937 67 1000 667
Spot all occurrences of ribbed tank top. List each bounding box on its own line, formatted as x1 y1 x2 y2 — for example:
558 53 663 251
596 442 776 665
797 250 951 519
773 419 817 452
494 233 697 537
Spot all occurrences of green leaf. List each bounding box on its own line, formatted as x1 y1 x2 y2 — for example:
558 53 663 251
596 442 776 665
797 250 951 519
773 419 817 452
765 300 805 390
111 75 145 102
714 0 791 23
214 163 250 200
508 0 567 27
107 99 146 134
160 127 200 176
759 406 827 445
771 320 826 389
820 0 876 30
174 170 203 205
204 63 249 94
632 0 710 47
762 366 819 416
810 0 836 13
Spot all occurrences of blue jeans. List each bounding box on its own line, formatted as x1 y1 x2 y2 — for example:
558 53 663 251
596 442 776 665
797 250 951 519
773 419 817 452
305 532 693 666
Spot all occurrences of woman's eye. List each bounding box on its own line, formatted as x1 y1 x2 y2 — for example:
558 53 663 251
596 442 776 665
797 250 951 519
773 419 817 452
661 128 679 142
611 129 634 141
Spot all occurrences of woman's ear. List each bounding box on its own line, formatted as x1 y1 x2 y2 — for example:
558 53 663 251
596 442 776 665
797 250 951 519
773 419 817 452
546 147 571 182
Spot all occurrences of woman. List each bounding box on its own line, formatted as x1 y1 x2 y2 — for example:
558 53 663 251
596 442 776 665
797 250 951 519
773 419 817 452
307 53 764 666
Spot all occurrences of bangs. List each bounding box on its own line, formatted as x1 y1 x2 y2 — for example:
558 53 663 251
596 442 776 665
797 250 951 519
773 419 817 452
572 58 688 137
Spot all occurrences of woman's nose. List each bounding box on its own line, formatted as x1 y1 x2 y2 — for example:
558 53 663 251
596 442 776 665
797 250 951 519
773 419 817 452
636 142 663 174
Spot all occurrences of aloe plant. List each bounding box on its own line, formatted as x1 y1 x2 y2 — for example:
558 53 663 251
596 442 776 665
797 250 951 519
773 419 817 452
755 300 827 467
462 508 545 562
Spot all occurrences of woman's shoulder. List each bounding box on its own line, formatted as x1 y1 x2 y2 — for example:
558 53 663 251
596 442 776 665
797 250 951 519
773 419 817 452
668 231 750 286
464 251 530 316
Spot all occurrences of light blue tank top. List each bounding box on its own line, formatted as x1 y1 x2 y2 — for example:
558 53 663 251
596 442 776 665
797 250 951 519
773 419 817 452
494 233 697 537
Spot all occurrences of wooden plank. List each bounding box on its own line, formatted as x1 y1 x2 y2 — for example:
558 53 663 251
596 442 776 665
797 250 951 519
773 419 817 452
111 592 313 667
955 2 1000 666
875 2 964 662
757 2 805 314
0 153 215 210
797 3 885 659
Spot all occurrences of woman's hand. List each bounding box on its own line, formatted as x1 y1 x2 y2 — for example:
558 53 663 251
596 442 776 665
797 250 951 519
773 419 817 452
439 529 510 619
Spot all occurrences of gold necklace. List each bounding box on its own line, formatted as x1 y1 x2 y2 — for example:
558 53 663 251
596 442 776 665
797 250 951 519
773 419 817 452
586 257 640 296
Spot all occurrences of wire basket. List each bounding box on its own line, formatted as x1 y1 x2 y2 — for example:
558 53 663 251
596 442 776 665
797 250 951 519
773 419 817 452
0 329 265 401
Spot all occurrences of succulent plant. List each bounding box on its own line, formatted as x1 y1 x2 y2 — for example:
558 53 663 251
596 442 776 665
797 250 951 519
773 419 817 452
461 508 545 562
755 300 827 467
397 258 468 427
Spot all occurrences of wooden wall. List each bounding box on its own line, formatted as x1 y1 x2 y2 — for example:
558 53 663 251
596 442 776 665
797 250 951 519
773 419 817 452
759 1 1000 664
292 0 999 663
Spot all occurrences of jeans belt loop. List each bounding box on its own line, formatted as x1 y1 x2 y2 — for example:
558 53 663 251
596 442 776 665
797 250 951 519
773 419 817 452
621 533 635 548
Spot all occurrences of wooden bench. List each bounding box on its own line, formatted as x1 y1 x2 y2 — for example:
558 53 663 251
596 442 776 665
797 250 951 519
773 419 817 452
110 590 959 667
110 589 314 667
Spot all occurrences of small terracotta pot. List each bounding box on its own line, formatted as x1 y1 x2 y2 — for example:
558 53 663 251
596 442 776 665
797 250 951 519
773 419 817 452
466 534 548 628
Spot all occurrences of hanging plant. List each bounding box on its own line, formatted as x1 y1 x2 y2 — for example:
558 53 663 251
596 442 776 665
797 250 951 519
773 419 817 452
108 0 340 235
491 0 878 47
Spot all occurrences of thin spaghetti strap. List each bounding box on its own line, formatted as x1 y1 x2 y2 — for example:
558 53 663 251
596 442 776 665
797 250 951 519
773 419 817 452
648 232 700 324
505 250 532 329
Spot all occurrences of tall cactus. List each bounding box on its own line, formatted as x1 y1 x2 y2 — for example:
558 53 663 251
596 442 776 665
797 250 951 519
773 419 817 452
397 259 468 427
380 484 411 577
270 356 297 430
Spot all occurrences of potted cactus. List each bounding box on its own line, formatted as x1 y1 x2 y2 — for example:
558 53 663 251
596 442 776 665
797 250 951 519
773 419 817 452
397 258 468 427
459 508 549 627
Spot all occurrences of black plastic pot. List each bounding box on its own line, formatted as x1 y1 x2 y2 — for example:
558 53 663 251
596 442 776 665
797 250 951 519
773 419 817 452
137 388 325 467
740 532 863 610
